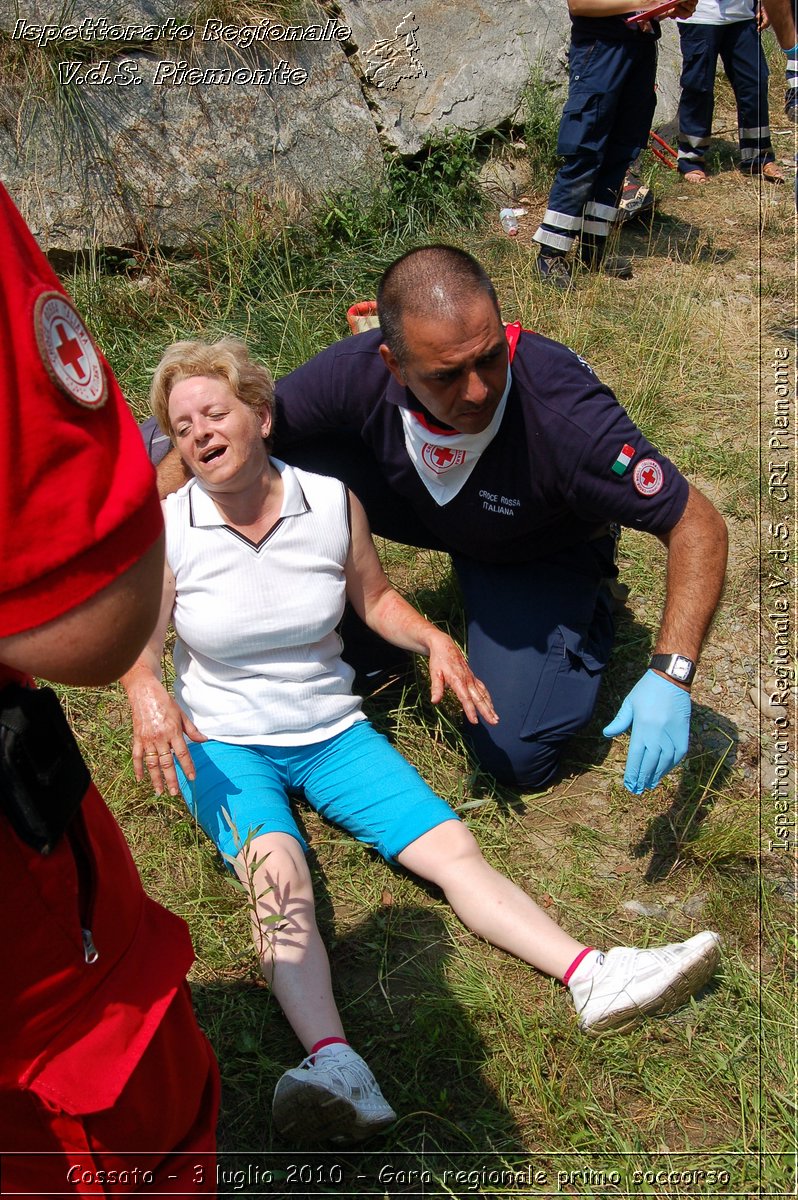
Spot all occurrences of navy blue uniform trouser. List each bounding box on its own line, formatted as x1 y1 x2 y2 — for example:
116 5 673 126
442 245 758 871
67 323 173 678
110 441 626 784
534 34 657 255
677 20 773 174
282 433 617 790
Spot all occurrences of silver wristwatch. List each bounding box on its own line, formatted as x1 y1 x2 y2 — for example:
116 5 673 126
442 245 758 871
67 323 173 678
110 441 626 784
649 653 696 686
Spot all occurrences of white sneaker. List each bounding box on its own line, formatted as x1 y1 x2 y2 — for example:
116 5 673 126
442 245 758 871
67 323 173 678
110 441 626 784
571 931 721 1035
272 1047 397 1144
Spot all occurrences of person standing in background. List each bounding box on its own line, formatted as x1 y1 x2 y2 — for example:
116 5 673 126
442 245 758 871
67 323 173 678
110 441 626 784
675 0 784 183
532 0 698 287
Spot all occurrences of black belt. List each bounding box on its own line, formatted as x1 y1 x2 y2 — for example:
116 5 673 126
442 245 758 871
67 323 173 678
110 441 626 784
0 682 89 854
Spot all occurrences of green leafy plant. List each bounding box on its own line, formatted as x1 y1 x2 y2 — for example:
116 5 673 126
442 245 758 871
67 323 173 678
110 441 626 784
221 807 282 965
521 64 566 186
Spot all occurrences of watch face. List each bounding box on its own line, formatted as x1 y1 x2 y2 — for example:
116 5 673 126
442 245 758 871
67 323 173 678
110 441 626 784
672 656 693 681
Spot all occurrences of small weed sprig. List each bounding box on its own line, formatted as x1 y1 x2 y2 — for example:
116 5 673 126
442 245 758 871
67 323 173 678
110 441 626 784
521 64 566 186
221 808 281 968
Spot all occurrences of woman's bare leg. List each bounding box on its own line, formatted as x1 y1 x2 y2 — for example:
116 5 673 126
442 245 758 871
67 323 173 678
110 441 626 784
235 831 346 1051
397 820 585 980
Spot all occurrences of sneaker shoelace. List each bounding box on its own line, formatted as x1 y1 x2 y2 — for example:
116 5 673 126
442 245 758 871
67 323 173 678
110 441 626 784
297 1053 377 1101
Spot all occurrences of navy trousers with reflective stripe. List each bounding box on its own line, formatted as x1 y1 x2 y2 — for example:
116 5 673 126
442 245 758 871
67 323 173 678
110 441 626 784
534 35 657 255
677 20 772 174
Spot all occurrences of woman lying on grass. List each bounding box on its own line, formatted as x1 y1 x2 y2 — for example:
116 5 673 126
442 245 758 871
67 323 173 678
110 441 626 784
122 337 721 1146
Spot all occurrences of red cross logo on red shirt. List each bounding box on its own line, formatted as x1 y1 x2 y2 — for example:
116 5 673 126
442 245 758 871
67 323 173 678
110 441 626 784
34 291 107 409
54 321 88 381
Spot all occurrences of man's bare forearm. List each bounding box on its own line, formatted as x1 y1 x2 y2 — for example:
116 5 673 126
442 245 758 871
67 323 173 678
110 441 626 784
156 446 191 499
0 532 165 685
654 485 728 667
763 0 797 47
568 0 696 15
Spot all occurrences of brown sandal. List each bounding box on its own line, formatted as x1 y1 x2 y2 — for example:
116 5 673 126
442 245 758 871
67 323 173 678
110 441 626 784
759 161 785 184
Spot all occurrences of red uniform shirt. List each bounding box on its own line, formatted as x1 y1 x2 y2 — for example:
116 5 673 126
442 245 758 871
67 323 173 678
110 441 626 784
0 184 217 1190
0 186 162 635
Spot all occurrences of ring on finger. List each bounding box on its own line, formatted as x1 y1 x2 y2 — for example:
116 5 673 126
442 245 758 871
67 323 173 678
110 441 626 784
158 752 173 762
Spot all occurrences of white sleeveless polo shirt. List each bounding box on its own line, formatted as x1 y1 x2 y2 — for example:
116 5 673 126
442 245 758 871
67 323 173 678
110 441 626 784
164 460 365 746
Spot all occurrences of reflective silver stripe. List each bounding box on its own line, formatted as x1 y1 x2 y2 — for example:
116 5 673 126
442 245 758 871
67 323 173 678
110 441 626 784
584 201 617 220
533 226 575 252
739 146 757 161
677 148 703 164
541 208 583 230
739 126 769 139
679 132 711 148
582 218 611 236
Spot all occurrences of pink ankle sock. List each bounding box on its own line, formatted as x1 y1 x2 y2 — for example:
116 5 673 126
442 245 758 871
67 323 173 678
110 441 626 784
563 947 603 987
310 1037 349 1061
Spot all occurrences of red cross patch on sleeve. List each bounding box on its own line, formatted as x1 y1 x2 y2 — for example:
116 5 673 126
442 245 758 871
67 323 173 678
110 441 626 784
632 458 664 496
33 291 107 409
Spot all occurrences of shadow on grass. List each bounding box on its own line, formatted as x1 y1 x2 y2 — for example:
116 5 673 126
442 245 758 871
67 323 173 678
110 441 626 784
620 208 735 266
617 138 749 267
591 604 742 881
629 704 741 882
191 904 525 1192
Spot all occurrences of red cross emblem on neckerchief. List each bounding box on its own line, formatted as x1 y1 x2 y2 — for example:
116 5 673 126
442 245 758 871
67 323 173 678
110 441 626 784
421 442 466 474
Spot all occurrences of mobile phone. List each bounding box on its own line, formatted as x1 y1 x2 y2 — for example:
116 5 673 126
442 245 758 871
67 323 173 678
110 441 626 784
625 1 681 23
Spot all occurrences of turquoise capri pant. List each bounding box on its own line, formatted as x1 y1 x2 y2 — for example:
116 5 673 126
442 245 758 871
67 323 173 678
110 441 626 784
174 718 459 865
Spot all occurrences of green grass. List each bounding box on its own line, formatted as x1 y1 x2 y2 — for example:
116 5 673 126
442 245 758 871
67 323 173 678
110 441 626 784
520 65 566 186
45 62 796 1196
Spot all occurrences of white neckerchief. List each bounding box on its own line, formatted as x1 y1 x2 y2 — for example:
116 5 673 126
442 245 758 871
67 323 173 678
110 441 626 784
400 365 511 506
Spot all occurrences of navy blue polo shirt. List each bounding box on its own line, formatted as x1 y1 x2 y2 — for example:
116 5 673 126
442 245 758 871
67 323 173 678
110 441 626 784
274 327 688 565
570 13 660 42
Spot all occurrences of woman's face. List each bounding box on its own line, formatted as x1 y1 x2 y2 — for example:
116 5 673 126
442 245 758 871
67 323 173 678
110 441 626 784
168 375 270 492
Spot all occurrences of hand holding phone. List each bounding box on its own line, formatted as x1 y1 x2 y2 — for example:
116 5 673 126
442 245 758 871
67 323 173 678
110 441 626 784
625 0 682 23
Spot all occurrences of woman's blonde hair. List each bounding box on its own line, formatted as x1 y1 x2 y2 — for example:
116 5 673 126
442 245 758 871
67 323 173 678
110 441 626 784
150 337 275 444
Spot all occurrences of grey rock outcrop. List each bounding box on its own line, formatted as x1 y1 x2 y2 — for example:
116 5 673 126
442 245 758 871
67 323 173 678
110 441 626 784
0 0 683 251
341 0 570 154
0 3 383 248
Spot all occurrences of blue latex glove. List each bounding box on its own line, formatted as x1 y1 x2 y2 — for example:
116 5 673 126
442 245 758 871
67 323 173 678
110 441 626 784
603 669 692 794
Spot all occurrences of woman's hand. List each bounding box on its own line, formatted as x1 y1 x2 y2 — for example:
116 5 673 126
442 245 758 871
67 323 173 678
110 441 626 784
427 632 498 726
125 666 207 796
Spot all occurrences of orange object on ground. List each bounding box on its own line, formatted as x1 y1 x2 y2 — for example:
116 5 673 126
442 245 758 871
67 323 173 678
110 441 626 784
346 301 380 335
649 131 678 168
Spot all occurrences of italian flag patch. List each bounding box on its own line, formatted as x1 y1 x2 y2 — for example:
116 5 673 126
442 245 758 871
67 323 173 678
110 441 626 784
612 443 635 475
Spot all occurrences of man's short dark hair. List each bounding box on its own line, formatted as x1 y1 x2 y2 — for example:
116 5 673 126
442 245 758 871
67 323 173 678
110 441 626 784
377 245 500 365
